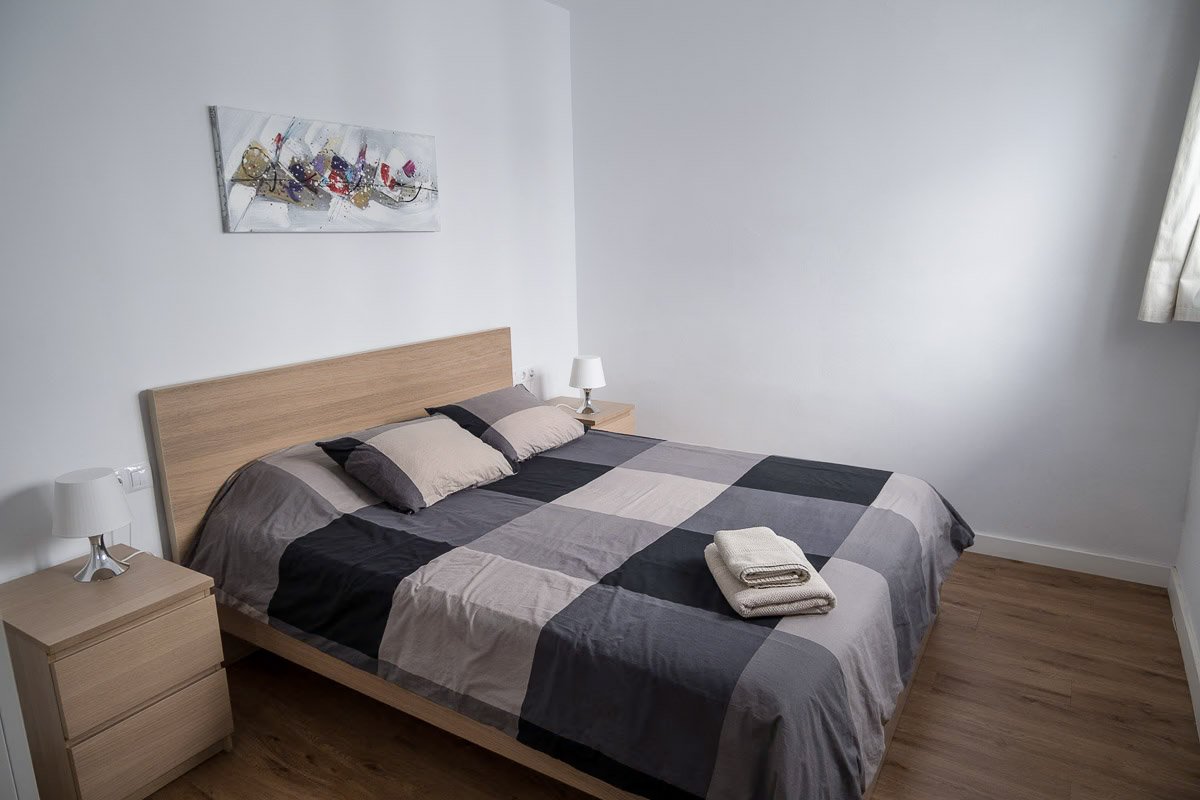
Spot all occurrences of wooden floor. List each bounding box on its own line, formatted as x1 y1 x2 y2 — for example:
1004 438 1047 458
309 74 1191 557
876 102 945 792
152 553 1200 800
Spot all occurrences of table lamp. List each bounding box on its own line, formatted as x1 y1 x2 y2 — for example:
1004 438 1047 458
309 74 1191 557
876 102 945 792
53 468 133 582
569 355 606 414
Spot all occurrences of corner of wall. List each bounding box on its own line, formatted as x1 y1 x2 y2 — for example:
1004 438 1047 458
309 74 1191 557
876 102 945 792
1169 567 1200 739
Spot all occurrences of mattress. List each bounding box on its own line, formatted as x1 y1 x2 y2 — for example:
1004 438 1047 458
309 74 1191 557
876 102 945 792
189 429 973 800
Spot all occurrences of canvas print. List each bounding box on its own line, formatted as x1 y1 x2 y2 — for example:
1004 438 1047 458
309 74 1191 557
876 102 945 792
209 105 439 233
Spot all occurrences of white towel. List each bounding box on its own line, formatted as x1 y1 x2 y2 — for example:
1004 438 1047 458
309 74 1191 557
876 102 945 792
713 526 811 587
704 542 835 618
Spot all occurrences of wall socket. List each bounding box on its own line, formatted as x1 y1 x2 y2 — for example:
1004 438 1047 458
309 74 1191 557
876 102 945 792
118 463 152 492
516 367 537 389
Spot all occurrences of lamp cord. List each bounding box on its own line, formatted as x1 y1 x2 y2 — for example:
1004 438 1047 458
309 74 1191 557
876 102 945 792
116 549 146 566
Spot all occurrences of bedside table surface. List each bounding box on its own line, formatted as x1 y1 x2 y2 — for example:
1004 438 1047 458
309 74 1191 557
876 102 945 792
547 396 635 426
0 544 212 654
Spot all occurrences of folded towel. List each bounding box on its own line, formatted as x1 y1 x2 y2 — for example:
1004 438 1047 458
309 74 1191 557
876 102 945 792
705 542 835 618
713 526 811 587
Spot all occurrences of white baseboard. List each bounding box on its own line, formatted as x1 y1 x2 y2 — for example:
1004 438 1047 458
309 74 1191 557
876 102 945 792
1168 568 1200 740
970 532 1170 587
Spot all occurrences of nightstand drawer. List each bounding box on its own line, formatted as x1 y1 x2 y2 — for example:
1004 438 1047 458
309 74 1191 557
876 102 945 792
70 668 232 800
54 593 223 738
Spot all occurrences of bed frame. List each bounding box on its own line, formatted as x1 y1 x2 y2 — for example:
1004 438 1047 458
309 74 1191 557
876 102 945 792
145 327 926 800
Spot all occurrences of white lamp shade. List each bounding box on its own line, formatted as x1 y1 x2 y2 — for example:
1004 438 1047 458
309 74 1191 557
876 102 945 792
569 355 606 390
52 468 132 539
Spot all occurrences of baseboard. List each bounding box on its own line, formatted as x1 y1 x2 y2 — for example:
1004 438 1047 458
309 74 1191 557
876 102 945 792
1168 568 1200 740
970 532 1170 587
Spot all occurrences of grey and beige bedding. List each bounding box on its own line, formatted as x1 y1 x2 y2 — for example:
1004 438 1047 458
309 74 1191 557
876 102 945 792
189 425 972 800
316 414 513 512
430 384 587 465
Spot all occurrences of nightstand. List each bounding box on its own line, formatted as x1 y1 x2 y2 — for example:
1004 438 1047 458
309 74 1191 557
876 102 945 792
0 544 233 800
548 397 637 434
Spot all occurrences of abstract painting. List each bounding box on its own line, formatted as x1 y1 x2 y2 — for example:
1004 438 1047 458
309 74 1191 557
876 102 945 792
209 105 439 233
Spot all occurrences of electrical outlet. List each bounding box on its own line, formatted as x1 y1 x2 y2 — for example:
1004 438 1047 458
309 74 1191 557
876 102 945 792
118 462 152 492
516 366 537 389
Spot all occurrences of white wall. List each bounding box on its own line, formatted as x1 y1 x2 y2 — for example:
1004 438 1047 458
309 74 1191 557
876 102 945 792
1174 408 1200 732
0 2 574 793
0 0 576 578
0 713 17 800
566 0 1200 568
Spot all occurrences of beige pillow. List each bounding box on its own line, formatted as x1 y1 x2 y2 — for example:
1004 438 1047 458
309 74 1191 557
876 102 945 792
317 414 513 512
428 385 585 465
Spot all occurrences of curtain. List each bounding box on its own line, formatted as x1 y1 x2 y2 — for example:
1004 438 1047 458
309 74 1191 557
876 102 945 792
1139 61 1200 323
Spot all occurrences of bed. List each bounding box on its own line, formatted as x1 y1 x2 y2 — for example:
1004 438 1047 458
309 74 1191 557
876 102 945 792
146 328 972 800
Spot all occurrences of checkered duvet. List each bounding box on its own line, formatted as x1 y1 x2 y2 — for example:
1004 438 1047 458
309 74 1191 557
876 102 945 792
189 429 973 800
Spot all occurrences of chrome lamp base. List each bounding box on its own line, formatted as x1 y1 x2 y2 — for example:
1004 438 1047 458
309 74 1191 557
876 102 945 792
74 535 128 582
576 388 598 415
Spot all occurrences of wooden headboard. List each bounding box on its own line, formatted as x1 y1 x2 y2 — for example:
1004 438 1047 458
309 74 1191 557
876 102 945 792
146 328 512 563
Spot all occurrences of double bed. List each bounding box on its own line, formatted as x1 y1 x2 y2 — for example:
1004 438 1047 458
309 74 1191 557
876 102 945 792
147 328 972 800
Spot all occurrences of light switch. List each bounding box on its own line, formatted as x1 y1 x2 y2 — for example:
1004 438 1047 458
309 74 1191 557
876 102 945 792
119 463 152 492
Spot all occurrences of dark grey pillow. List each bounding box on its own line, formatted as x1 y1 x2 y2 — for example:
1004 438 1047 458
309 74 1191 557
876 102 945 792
317 414 512 512
428 385 584 466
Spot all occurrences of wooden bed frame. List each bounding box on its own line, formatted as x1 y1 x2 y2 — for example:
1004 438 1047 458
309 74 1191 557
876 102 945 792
145 327 927 800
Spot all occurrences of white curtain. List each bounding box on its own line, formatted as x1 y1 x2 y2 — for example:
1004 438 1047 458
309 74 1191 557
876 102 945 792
1140 62 1200 323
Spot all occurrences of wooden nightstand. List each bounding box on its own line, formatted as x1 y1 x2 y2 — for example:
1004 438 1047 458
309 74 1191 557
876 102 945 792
0 544 233 800
548 397 637 434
